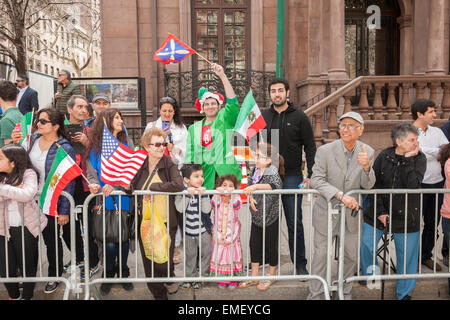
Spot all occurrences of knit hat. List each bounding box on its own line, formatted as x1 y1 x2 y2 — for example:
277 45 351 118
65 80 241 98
194 87 224 113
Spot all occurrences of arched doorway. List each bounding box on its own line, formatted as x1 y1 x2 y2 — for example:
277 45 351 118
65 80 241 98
345 0 401 78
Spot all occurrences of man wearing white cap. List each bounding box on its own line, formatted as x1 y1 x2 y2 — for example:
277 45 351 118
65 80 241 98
308 111 376 300
185 63 242 190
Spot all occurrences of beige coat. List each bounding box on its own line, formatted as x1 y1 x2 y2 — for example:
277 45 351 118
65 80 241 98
310 139 376 235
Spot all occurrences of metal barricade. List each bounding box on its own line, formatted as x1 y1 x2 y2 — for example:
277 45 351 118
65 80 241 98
0 191 78 300
81 189 331 300
337 189 450 300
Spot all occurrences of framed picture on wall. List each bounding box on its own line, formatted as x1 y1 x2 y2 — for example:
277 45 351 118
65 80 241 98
71 77 141 110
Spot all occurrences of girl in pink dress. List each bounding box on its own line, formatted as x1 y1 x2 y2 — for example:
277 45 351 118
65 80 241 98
209 174 243 289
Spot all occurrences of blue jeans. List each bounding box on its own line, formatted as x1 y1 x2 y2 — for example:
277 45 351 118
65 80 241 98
360 222 419 300
105 241 130 274
282 175 307 270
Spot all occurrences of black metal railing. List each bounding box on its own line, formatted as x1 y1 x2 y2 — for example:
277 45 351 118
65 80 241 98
164 69 276 110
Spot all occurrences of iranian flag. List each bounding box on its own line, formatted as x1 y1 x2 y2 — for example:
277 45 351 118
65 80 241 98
233 91 266 143
40 145 82 216
19 110 34 145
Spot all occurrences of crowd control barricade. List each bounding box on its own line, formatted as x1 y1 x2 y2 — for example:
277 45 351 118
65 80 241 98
0 191 78 300
337 189 450 300
82 189 331 300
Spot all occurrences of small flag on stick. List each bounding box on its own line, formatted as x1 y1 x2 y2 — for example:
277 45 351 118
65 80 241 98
154 33 196 65
233 91 267 143
100 121 148 186
40 146 82 216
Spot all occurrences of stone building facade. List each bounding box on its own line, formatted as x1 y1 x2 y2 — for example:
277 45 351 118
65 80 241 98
100 0 450 127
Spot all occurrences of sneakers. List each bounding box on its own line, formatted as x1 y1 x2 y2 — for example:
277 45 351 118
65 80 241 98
44 281 59 294
166 282 179 295
80 264 101 281
180 282 191 289
422 258 442 271
192 282 202 290
401 295 412 300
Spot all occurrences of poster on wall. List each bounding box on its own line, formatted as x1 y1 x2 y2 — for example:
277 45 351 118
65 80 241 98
72 77 140 110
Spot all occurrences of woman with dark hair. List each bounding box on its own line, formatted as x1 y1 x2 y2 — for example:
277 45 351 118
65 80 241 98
12 107 76 294
438 142 450 294
86 108 135 295
145 96 187 169
0 144 47 300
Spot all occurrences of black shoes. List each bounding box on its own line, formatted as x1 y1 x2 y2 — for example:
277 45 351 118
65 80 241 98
44 281 60 294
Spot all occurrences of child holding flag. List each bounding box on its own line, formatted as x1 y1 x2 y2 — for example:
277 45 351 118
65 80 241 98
0 144 48 300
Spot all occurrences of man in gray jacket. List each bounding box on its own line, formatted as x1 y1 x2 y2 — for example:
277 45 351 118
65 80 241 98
308 112 376 300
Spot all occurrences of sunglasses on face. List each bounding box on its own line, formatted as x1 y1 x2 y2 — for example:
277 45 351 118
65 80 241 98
149 142 168 148
160 97 175 104
37 119 52 125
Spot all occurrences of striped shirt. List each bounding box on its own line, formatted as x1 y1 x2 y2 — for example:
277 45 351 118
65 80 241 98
175 194 212 237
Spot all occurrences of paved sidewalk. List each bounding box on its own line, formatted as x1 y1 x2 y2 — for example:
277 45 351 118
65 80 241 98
0 193 449 300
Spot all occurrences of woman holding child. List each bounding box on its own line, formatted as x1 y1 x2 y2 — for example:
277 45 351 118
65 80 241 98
128 127 184 300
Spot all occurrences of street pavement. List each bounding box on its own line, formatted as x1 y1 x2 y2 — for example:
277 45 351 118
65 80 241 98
0 193 449 300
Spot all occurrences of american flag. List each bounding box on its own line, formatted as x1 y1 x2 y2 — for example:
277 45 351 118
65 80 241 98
101 123 148 186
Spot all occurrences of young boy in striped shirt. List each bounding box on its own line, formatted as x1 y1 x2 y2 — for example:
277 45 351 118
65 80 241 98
175 164 212 289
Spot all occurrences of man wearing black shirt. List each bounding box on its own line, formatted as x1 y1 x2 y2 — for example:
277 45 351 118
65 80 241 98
261 78 316 275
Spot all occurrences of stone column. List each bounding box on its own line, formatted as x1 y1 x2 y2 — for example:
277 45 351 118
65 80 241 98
426 0 445 75
398 15 413 75
327 0 348 79
307 0 321 79
251 0 264 71
179 0 192 72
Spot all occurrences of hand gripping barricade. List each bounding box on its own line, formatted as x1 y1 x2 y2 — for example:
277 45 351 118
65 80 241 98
0 191 79 300
336 188 450 300
81 189 331 300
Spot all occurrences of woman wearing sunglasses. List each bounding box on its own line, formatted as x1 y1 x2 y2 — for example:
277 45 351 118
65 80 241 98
145 96 187 170
145 96 187 264
85 108 135 295
12 107 76 294
126 127 184 300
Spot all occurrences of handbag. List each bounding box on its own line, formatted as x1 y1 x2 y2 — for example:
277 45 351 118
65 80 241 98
92 196 135 243
141 199 170 263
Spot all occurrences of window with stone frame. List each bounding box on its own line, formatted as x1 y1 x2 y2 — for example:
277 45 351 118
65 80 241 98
192 0 249 77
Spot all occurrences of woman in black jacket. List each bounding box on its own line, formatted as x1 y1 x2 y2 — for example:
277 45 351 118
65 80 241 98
360 123 426 300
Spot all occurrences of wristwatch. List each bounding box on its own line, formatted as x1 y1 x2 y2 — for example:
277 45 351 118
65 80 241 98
336 191 344 201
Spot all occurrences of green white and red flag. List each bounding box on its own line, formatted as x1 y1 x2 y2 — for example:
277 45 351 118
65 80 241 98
233 91 266 143
39 145 81 216
19 110 34 147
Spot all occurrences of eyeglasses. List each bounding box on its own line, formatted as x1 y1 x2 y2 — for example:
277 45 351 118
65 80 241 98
338 123 361 131
160 97 176 104
149 142 168 148
16 79 24 83
37 119 52 125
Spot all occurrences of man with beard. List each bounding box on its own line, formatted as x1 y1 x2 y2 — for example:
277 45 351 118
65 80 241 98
261 78 316 275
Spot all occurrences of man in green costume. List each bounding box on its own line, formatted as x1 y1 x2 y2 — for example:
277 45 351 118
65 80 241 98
185 63 242 190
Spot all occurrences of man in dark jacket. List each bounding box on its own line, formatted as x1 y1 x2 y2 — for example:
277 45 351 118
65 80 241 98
16 74 38 114
54 70 81 114
261 77 316 275
360 123 426 300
